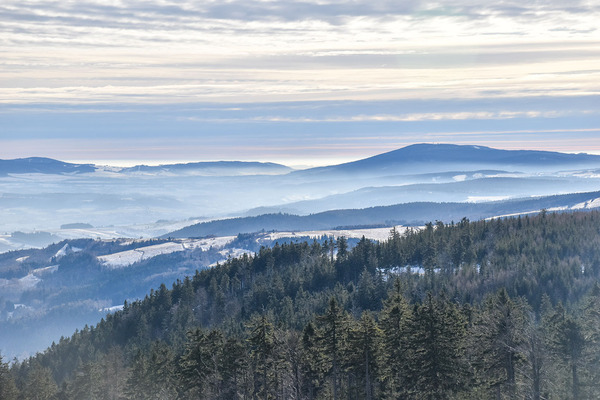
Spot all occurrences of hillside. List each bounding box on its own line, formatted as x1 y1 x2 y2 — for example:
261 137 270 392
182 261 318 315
0 237 244 359
165 190 600 237
291 143 600 177
0 157 96 175
0 230 372 359
6 210 600 399
120 161 292 176
248 175 600 215
3 144 600 234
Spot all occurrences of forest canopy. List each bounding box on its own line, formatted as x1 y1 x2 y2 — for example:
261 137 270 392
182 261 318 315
5 210 600 399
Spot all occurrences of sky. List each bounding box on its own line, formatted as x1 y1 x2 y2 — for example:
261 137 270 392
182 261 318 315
1 0 600 167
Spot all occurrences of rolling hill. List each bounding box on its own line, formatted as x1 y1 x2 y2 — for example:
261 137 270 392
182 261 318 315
164 190 600 238
0 157 96 175
291 143 600 178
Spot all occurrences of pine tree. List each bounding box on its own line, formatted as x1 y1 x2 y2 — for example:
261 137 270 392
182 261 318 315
316 297 350 400
66 360 102 400
99 347 128 400
346 311 381 400
379 279 412 398
220 337 248 400
547 304 586 400
124 350 150 400
472 289 528 398
356 268 377 310
125 342 177 400
524 315 547 400
179 328 225 398
300 321 322 400
581 283 600 397
247 314 277 400
406 292 468 399
0 353 19 400
336 237 348 261
23 364 58 400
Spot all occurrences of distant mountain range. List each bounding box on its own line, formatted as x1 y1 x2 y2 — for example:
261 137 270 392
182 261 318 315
0 157 96 175
292 144 600 178
3 143 600 235
247 175 600 215
4 143 600 360
119 161 292 176
4 144 600 177
164 190 600 238
0 157 292 176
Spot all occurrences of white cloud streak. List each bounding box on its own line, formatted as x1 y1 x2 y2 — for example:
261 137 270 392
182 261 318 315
1 0 599 164
1 0 599 104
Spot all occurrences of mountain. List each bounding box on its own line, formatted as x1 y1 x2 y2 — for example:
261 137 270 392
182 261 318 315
247 175 600 215
9 211 600 399
3 144 600 237
164 190 600 238
0 236 256 359
292 143 600 178
120 161 293 176
0 157 96 175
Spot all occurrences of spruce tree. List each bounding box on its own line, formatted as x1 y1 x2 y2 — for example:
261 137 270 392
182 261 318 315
547 304 586 400
300 321 322 400
0 353 19 400
180 328 225 398
472 289 528 398
247 314 277 400
406 292 468 399
22 364 58 400
316 297 350 400
379 279 412 398
346 311 381 400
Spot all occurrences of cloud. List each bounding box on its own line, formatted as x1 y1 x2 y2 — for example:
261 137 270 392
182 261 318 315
245 109 597 123
1 0 600 164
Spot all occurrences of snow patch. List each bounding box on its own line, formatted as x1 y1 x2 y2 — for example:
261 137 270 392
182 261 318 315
453 174 467 182
219 248 254 259
571 198 600 210
18 274 40 289
98 237 236 268
98 242 185 268
31 265 58 276
54 243 82 259
209 248 255 267
381 265 440 276
467 196 510 203
99 305 124 313
16 256 29 263
265 226 409 242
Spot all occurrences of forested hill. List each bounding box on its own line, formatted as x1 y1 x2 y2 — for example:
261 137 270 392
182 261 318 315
5 211 600 399
164 190 600 238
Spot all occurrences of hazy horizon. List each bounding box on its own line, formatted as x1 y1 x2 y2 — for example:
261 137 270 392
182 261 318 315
7 142 600 170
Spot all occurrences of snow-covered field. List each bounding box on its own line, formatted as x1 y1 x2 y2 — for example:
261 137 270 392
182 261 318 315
0 273 41 291
467 196 510 203
52 218 210 241
265 225 409 242
571 197 600 210
98 237 236 268
96 227 407 269
488 198 600 220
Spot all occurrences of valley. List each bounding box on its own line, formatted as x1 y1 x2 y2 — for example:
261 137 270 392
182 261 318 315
2 143 600 365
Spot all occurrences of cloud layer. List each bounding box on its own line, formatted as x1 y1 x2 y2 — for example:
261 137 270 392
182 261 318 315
1 0 599 163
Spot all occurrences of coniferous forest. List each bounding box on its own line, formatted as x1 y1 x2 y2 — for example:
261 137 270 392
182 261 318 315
4 211 600 399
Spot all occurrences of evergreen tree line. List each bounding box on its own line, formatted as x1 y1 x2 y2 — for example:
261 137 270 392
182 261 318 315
4 210 600 399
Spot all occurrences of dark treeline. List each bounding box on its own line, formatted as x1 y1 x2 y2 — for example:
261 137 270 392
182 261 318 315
4 211 600 399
